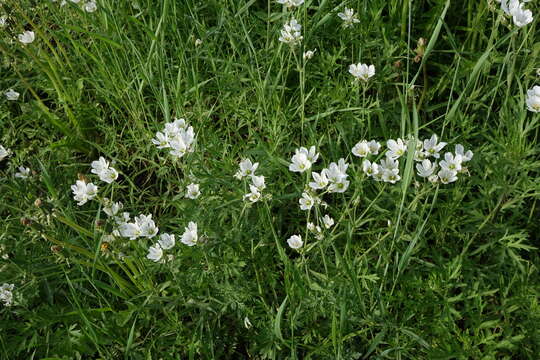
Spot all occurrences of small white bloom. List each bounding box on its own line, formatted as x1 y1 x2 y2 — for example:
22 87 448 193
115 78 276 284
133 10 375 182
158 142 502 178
526 86 540 113
328 178 350 193
416 159 437 178
251 175 266 191
0 283 15 307
511 3 533 27
307 222 316 232
18 30 35 44
100 167 119 183
379 157 399 172
352 140 370 158
362 159 379 177
14 166 30 179
277 0 304 8
185 183 201 199
0 15 7 28
382 169 401 184
322 215 334 229
152 131 170 149
135 214 159 238
279 18 303 45
367 140 381 155
428 174 439 183
299 192 316 211
309 171 329 190
119 222 141 240
303 49 316 60
91 157 110 175
437 169 458 184
455 144 473 162
349 63 375 82
103 200 123 217
158 233 175 250
289 151 312 173
0 145 11 161
146 244 163 262
244 187 262 203
181 221 198 246
237 159 259 179
287 235 303 249
440 152 463 172
337 7 360 27
195 38 203 46
83 1 97 12
5 89 19 101
386 139 407 159
423 134 447 158
71 180 98 206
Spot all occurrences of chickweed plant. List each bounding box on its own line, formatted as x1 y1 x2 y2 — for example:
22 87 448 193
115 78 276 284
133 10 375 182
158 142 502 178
0 0 539 358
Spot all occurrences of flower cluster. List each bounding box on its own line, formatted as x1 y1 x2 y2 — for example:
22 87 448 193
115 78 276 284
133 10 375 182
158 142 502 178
278 18 303 45
500 0 533 27
235 159 267 203
526 86 540 112
118 214 159 240
0 283 14 307
152 118 196 160
91 157 119 184
146 221 199 261
289 146 319 173
71 180 98 206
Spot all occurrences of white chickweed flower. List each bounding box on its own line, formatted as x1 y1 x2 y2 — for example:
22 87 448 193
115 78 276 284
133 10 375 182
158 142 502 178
349 63 375 82
322 215 334 229
135 214 159 238
71 180 98 206
236 158 259 179
352 140 370 158
299 192 317 211
14 166 30 179
91 157 119 183
289 151 312 173
511 3 533 27
526 86 540 112
367 140 381 155
309 171 329 190
0 15 7 28
195 38 203 46
185 183 201 199
244 186 262 203
362 159 379 177
83 1 97 12
287 235 303 249
0 145 11 161
437 169 458 184
18 30 35 44
303 49 316 60
416 159 437 178
440 152 463 172
278 18 303 45
0 283 15 307
337 7 360 27
158 233 176 250
277 0 304 8
146 243 163 262
181 221 198 246
103 200 123 217
386 138 407 159
251 175 266 191
423 134 447 159
5 89 19 101
455 144 473 162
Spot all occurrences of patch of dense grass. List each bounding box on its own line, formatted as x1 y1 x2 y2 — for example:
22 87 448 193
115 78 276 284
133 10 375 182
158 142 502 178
0 0 539 358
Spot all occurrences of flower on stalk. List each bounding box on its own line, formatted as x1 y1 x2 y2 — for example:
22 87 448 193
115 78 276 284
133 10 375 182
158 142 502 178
83 1 97 12
352 140 370 158
289 150 312 173
439 152 463 172
416 159 437 178
423 135 447 159
303 49 316 61
367 140 381 155
181 221 198 246
526 86 540 112
309 171 329 190
349 63 375 82
287 235 303 249
103 199 123 217
0 145 11 161
299 191 318 211
386 138 407 159
185 183 201 199
0 283 14 306
71 180 98 206
278 18 303 45
5 89 19 101
379 157 401 184
455 144 473 162
437 169 458 184
18 31 35 44
152 118 195 160
337 8 360 27
157 233 176 250
91 157 119 183
277 0 304 8
322 215 334 229
325 159 350 193
146 243 163 262
362 160 379 177
14 166 30 179
235 158 259 179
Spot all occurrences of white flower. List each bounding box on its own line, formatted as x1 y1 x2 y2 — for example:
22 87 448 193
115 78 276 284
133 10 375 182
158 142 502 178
244 186 262 203
289 152 311 173
236 158 259 179
303 49 316 60
440 152 463 172
386 139 407 159
152 131 170 148
367 140 381 155
362 159 379 177
307 222 316 232
455 144 473 162
83 1 97 12
251 175 266 191
0 145 11 161
14 166 30 179
0 15 7 28
309 171 329 190
195 38 203 46
0 283 15 307
416 159 437 178
18 30 35 44
135 214 159 238
511 3 533 27
423 135 447 158
337 7 360 27
181 221 198 246
279 18 303 45
437 169 458 184
349 63 375 82
5 89 19 101
380 157 400 184
382 169 401 184
277 0 304 8
168 126 195 159
526 86 540 112
146 244 163 262
91 157 110 175
352 140 370 158
428 174 439 183
287 235 303 249
328 178 350 193
100 167 119 183
119 222 141 240
185 183 201 199
379 157 399 172
299 146 319 163
103 200 123 217
322 215 334 229
71 180 98 206
299 192 316 211
158 233 175 250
